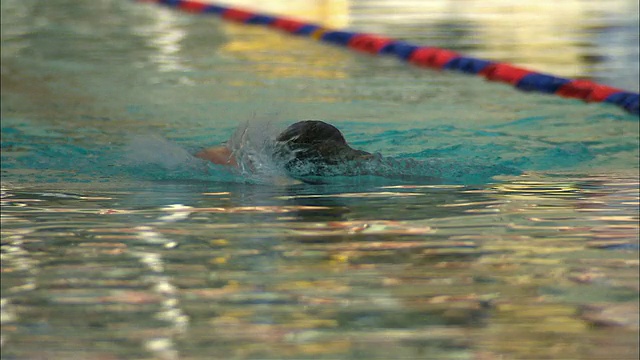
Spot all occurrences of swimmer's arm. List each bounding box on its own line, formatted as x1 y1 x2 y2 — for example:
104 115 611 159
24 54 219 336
194 146 237 166
195 145 301 185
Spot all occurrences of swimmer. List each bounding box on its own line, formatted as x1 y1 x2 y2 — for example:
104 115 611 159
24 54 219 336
195 120 374 174
195 120 516 183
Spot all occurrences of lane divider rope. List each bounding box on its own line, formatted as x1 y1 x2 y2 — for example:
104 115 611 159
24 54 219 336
137 0 639 115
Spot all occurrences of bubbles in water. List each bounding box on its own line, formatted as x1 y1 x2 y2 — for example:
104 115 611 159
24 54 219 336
124 135 197 170
121 135 226 182
226 121 302 185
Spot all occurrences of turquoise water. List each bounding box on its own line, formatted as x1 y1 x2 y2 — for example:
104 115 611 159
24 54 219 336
1 1 639 359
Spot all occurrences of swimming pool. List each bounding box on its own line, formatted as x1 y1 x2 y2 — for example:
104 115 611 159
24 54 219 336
2 0 639 359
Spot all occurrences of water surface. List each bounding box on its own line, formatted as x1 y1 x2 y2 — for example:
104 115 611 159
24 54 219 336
1 0 639 359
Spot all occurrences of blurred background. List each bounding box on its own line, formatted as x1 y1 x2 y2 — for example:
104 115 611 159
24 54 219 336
186 0 639 90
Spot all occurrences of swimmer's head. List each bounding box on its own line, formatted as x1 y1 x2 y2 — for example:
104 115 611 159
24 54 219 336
274 120 372 174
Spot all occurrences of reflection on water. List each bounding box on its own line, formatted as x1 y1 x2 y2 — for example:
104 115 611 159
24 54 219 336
1 174 638 359
136 8 190 74
215 0 349 27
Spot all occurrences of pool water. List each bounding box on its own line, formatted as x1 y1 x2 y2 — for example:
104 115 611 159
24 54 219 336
1 0 639 359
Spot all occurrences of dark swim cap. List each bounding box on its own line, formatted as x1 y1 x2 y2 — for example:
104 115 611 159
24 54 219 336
275 120 372 173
